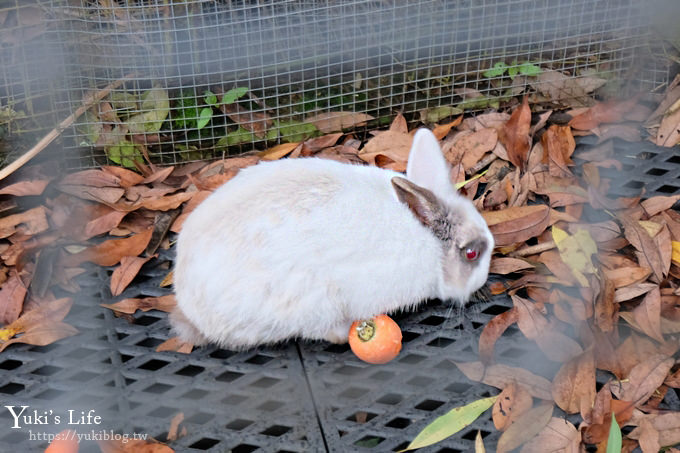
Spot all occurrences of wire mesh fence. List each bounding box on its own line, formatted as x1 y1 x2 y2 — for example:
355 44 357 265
0 0 670 170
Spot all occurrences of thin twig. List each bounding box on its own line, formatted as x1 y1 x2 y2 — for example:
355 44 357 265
510 240 556 257
466 152 498 175
0 72 136 181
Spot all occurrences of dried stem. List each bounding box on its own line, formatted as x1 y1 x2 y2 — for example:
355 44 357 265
0 72 136 181
510 240 556 257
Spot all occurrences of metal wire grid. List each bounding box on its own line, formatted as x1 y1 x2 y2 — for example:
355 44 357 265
0 0 67 167
1 139 680 452
45 0 654 169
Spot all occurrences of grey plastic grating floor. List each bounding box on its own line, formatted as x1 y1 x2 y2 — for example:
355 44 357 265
1 137 680 452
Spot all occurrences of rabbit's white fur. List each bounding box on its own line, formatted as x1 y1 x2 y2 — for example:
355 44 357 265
172 129 493 348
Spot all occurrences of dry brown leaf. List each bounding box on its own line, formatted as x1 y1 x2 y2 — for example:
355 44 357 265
489 257 534 274
432 116 463 139
497 403 553 453
389 112 408 133
101 166 145 187
58 184 125 205
615 282 657 303
259 142 300 161
594 272 617 332
620 215 666 282
156 336 193 354
513 295 583 362
306 111 374 133
221 103 272 138
63 228 153 267
656 108 680 147
110 255 155 296
636 418 661 453
359 130 413 167
0 179 50 196
444 128 497 171
541 125 575 178
538 249 578 285
493 382 533 431
0 321 78 353
84 208 128 239
141 166 174 185
0 271 26 325
581 386 613 443
568 221 620 243
482 205 550 246
137 192 194 212
498 96 531 171
533 70 603 105
0 206 49 239
479 307 518 365
3 297 72 334
552 349 596 416
60 169 121 187
656 224 673 277
596 123 642 143
609 354 674 405
462 112 511 131
302 132 344 152
101 295 176 314
520 417 580 453
629 287 664 342
603 266 652 288
454 361 553 400
629 413 680 449
569 97 640 130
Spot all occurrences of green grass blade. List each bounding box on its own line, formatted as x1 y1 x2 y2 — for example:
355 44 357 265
400 396 497 452
606 412 622 453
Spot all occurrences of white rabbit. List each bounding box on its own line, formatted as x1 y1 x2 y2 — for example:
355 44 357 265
171 129 494 349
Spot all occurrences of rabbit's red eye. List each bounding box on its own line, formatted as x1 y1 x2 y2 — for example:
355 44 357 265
465 248 478 261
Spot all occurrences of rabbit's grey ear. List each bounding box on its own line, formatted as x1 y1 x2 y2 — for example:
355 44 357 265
406 129 452 196
392 177 448 240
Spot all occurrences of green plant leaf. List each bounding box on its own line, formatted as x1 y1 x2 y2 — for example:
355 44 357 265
196 107 213 130
519 62 542 76
216 127 255 147
276 120 319 142
606 412 622 453
222 86 249 105
483 61 508 78
106 140 144 169
458 96 495 111
108 92 138 112
508 65 519 79
76 111 103 145
173 91 198 129
421 105 463 123
126 87 169 134
204 90 218 106
399 396 497 452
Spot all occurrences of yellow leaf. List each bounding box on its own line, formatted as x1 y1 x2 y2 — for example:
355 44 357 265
672 241 680 264
638 220 662 238
160 270 173 288
552 226 597 287
259 142 300 160
0 327 16 341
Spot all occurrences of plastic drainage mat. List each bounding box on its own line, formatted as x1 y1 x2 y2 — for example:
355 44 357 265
1 138 680 452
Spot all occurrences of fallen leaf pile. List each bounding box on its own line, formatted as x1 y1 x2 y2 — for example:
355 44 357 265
2 79 680 451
